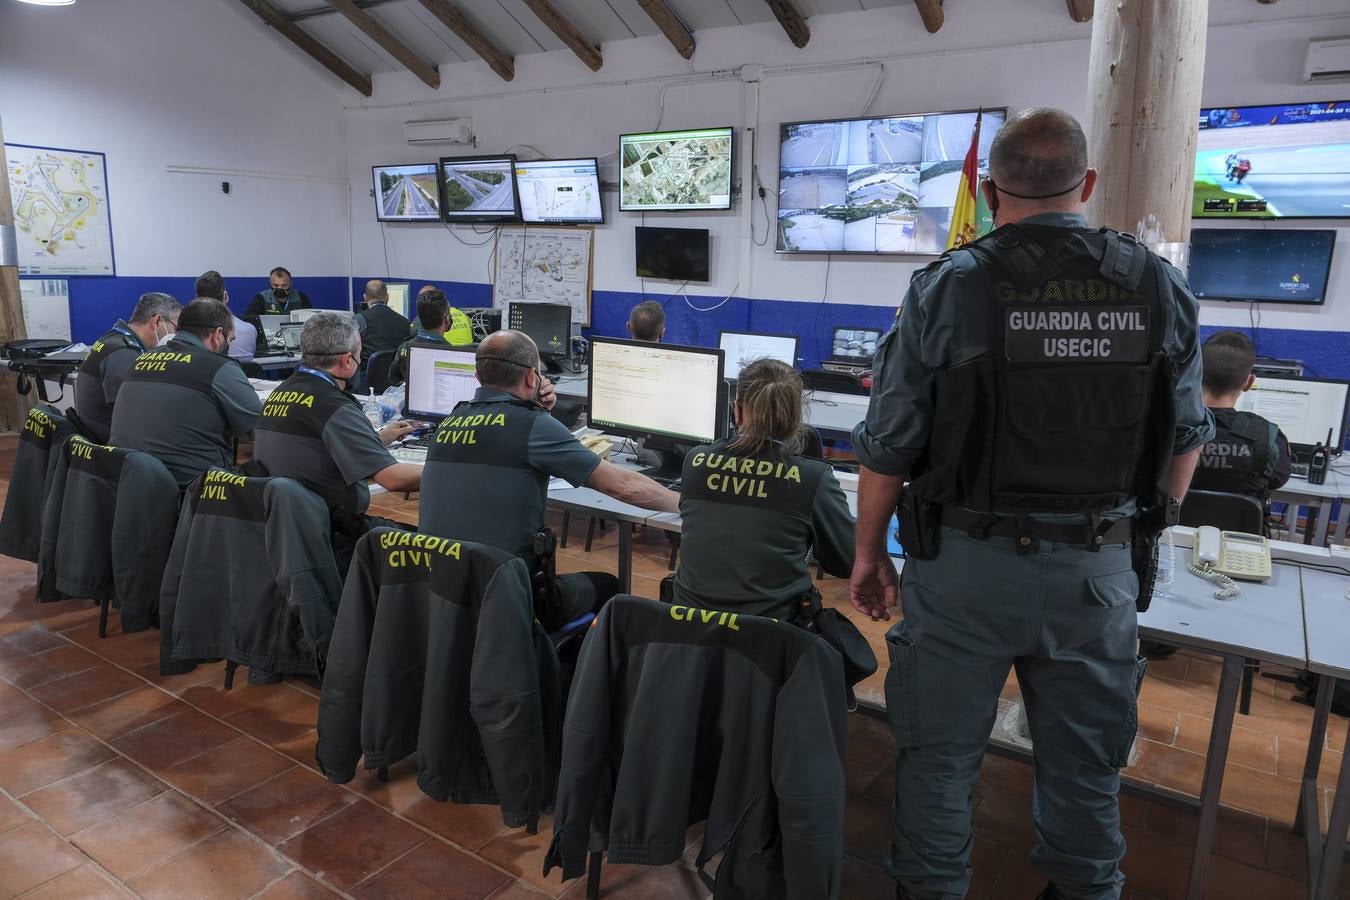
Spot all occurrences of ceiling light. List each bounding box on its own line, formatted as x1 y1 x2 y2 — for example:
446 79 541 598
16 0 78 6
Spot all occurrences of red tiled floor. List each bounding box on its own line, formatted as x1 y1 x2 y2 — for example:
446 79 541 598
21 864 136 898
110 709 242 773
277 799 427 891
28 663 143 714
350 757 431 813
403 796 512 851
0 791 31 837
223 685 318 746
22 757 167 835
252 871 341 899
0 728 116 796
71 791 227 880
160 736 295 806
0 698 67 752
350 838 511 899
219 767 358 844
127 827 292 899
477 816 571 898
0 821 89 894
68 685 191 742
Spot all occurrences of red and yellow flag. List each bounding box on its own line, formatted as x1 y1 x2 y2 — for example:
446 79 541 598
946 110 983 250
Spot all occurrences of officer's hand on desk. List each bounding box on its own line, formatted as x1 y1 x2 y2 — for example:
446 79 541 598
849 554 899 621
536 377 558 412
378 420 414 446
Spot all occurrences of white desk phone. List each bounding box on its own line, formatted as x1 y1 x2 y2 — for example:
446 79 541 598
1187 525 1272 599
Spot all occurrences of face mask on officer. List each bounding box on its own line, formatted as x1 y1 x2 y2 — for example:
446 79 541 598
154 316 177 349
273 287 290 300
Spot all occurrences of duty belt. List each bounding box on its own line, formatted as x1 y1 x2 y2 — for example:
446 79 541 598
941 507 1133 552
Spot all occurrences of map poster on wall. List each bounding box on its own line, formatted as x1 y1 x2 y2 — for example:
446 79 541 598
493 226 593 326
6 143 116 276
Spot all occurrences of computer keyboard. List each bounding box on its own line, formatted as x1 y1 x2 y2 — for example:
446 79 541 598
402 433 433 449
392 447 428 464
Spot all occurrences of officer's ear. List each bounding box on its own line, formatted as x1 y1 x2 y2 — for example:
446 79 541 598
980 177 997 213
1242 373 1256 393
1079 169 1098 204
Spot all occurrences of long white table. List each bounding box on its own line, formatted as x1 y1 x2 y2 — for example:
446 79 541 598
1275 462 1350 547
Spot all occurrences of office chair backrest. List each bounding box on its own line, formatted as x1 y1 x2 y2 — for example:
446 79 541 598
0 404 77 563
366 349 396 395
800 369 867 396
1179 489 1266 534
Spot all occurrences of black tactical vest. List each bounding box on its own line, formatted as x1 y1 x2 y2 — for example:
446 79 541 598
909 223 1177 516
120 336 236 400
680 440 825 521
1192 408 1274 496
427 397 541 466
255 370 360 438
79 327 142 380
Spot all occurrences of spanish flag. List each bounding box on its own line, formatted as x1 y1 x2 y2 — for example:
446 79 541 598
946 110 983 250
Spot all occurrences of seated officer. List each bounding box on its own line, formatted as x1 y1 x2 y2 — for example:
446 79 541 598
195 270 256 361
673 359 855 620
408 284 474 342
388 289 472 387
250 313 421 568
109 299 262 489
626 300 665 342
245 266 312 317
1191 330 1292 505
74 292 181 443
355 279 410 369
419 329 680 629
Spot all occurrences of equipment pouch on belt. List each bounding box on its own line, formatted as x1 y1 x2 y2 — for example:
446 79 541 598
896 487 941 561
1130 497 1179 613
790 588 879 709
532 527 562 625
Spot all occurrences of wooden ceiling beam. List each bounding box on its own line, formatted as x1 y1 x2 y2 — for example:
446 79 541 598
913 0 943 33
637 0 695 59
1065 0 1093 22
238 0 372 96
764 0 810 48
324 0 442 89
415 0 515 81
521 0 603 71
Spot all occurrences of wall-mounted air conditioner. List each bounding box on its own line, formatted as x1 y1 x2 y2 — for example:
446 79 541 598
403 117 474 146
1304 37 1350 84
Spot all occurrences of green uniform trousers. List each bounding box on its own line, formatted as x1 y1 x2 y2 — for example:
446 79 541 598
886 527 1146 900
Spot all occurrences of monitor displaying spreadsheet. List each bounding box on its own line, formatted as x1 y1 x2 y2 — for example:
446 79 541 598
404 343 479 422
1235 375 1350 452
588 337 725 443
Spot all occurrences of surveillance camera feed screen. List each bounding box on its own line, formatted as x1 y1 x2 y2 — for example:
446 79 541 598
619 127 734 211
373 164 441 222
777 109 1006 254
438 156 520 222
1194 101 1350 219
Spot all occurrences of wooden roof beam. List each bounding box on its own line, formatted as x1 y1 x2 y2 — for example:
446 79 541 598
913 0 942 33
324 0 442 89
521 0 602 71
1065 0 1092 22
416 0 515 81
238 0 372 96
637 0 695 60
764 0 810 48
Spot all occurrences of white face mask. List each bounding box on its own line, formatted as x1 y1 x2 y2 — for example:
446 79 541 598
154 323 175 348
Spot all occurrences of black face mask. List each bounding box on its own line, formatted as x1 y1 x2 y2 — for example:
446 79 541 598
272 287 290 300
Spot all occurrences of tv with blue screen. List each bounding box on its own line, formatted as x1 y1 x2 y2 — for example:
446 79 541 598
1188 228 1336 305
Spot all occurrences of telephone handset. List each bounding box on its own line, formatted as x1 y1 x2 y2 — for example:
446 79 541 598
1189 525 1272 600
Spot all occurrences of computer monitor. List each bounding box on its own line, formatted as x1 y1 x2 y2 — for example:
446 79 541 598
372 164 441 222
1188 228 1336 305
588 336 726 452
619 127 734 211
403 343 479 422
830 326 882 365
717 330 800 379
279 323 303 353
515 158 604 224
507 302 572 372
258 314 288 336
1234 375 1350 455
438 154 521 224
290 309 321 323
385 282 410 318
635 226 710 282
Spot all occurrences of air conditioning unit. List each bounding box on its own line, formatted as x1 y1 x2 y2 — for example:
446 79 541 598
403 117 474 146
1304 37 1350 84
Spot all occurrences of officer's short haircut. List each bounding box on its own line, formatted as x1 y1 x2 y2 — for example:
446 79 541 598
417 284 436 298
418 290 449 331
300 313 360 368
178 298 235 341
988 107 1089 199
364 279 388 302
628 301 665 342
128 292 182 326
476 330 539 390
1202 330 1257 396
729 358 807 456
194 270 226 301
270 266 292 279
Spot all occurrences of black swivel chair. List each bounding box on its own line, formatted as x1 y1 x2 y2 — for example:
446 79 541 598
365 350 396 396
1179 489 1269 715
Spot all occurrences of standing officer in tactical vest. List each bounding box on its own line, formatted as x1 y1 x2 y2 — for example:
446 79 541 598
250 313 422 569
1190 330 1291 514
418 329 679 629
848 108 1213 900
74 292 181 443
110 299 263 489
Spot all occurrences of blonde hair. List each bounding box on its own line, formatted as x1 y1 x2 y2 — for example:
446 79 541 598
729 358 805 456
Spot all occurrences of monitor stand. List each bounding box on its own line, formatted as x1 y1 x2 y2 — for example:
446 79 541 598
542 355 566 375
637 445 691 482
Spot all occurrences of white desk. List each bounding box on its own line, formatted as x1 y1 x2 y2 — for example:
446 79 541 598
1273 463 1350 546
804 389 870 436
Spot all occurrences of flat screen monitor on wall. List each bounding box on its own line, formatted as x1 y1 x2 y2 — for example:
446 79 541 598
373 164 441 222
515 158 604 224
1187 228 1336 305
635 226 710 281
619 127 734 211
437 155 521 223
776 108 1007 255
1194 101 1350 219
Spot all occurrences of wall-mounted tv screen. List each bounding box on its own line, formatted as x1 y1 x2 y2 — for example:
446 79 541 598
1188 228 1336 305
635 225 710 281
373 164 441 222
619 127 734 211
776 109 1006 254
515 158 604 224
1194 101 1350 219
438 155 521 223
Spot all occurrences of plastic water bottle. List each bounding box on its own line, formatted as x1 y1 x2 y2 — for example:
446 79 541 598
364 390 383 430
1154 526 1175 602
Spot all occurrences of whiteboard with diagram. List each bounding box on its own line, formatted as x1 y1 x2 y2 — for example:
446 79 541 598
492 226 593 326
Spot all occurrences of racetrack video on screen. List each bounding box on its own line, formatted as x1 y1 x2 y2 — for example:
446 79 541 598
1194 118 1350 219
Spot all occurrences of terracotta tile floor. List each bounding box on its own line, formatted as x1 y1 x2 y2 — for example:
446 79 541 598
0 435 1346 899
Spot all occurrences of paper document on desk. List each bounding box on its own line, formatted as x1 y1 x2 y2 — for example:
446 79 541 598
548 477 570 491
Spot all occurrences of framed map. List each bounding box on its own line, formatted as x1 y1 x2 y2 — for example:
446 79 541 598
493 225 593 326
6 143 116 276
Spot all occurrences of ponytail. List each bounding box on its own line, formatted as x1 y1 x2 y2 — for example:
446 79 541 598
728 358 805 457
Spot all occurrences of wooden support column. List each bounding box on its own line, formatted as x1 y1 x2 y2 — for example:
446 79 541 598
1065 0 1093 23
239 0 372 96
521 0 603 71
764 0 810 47
1084 0 1208 261
416 0 515 81
325 0 442 89
0 119 29 431
913 0 942 33
637 0 695 59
